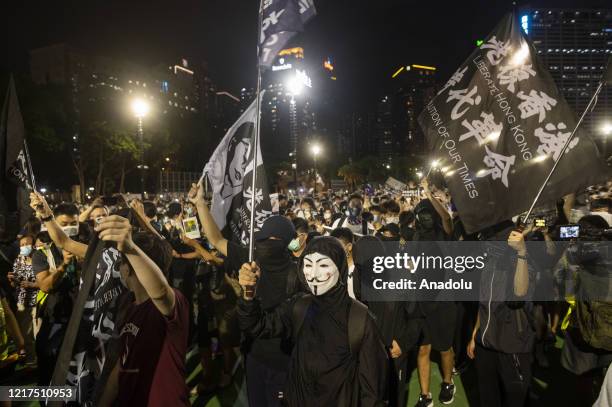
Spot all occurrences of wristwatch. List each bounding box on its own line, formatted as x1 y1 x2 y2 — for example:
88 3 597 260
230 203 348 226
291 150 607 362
517 253 528 260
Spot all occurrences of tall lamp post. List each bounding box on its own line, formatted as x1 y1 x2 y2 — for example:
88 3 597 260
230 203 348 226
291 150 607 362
311 144 321 194
131 98 150 198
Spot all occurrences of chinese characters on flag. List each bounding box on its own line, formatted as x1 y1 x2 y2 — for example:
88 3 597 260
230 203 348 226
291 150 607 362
419 13 606 234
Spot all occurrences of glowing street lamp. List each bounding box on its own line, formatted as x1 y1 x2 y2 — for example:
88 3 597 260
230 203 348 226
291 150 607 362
602 122 612 136
131 98 150 118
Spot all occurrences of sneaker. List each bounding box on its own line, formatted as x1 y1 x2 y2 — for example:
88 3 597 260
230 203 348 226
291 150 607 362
416 393 434 407
439 381 456 405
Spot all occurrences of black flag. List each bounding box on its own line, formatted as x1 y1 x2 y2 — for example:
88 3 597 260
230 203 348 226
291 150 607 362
259 0 316 69
0 76 34 239
419 13 607 234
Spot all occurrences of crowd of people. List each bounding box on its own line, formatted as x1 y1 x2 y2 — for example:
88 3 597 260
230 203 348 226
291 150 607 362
0 175 610 406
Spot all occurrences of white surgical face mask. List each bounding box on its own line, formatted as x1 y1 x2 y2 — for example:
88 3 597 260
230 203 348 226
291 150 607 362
302 252 339 296
62 224 79 237
324 212 332 220
386 216 399 225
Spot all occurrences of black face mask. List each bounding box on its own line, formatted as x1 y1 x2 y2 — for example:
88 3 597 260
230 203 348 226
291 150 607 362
348 206 362 219
255 239 290 264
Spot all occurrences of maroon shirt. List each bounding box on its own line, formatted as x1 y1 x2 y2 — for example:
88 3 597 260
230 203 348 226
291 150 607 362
116 289 189 406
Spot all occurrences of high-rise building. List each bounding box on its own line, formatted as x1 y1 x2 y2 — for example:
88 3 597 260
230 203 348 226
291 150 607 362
520 8 612 153
373 64 437 162
391 64 437 158
375 95 394 162
338 112 374 161
260 47 317 170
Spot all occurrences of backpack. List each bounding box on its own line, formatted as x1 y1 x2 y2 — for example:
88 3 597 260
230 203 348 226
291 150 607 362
291 294 368 355
574 301 612 351
572 252 612 351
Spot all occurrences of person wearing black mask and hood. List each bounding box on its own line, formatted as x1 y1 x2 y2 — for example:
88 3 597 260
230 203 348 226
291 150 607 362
353 235 420 407
412 179 457 407
188 181 299 406
238 236 389 406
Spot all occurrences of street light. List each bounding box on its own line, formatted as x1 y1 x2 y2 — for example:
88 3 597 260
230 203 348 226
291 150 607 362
131 98 150 198
602 122 612 136
311 144 321 194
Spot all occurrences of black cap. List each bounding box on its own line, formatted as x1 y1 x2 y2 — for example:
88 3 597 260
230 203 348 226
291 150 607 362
254 215 297 246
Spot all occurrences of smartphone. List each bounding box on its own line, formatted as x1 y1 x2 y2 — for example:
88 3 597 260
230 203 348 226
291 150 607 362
559 225 580 239
534 218 546 228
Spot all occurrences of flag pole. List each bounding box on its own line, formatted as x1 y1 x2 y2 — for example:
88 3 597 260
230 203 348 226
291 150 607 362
23 138 36 191
521 79 606 225
248 0 265 263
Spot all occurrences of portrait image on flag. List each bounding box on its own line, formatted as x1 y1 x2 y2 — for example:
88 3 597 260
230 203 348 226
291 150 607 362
204 95 272 245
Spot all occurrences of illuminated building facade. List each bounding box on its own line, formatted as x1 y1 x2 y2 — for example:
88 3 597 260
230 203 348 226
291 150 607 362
519 8 612 154
377 64 437 161
260 47 316 173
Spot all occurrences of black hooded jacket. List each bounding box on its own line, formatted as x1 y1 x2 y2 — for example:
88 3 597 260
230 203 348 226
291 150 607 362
352 236 422 355
238 237 389 406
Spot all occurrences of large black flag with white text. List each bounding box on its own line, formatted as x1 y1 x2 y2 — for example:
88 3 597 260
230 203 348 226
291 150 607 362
204 95 272 245
419 13 607 233
259 0 316 68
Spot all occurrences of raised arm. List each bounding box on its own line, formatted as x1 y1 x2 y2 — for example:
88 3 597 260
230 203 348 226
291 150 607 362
421 179 453 236
508 230 529 297
188 181 228 256
96 215 175 316
181 235 224 266
78 197 103 223
129 199 164 241
30 192 88 258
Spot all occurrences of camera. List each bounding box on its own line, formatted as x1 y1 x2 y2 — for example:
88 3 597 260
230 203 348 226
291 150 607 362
559 225 579 240
534 218 546 228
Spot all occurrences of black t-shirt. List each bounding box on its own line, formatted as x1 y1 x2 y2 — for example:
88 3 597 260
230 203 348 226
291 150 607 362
32 245 78 323
226 241 293 371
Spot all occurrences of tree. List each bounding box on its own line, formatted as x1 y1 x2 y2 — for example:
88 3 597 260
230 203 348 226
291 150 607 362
337 163 364 190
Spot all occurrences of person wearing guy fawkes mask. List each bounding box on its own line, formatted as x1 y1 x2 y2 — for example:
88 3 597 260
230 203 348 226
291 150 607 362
238 237 389 406
188 179 301 406
332 194 369 235
412 191 458 407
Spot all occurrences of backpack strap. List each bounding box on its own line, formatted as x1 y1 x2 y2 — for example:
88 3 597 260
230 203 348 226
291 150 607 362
292 294 313 342
348 298 369 356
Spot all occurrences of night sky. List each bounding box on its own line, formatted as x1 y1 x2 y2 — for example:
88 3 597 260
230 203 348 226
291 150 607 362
1 0 607 111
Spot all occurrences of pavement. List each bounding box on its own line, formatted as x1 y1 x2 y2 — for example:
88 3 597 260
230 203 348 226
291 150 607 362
4 335 601 406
